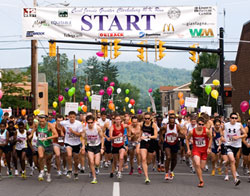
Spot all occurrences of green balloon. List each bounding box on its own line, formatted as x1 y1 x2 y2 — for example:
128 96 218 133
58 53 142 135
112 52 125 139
88 96 92 102
78 106 82 112
205 85 212 95
110 86 114 92
61 98 65 104
68 89 74 96
125 89 130 94
71 87 76 93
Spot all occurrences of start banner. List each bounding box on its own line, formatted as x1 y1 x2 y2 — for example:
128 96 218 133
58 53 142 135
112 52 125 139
22 6 217 40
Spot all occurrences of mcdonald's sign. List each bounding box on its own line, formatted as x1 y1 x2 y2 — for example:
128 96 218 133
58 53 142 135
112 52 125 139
162 24 174 34
189 28 214 38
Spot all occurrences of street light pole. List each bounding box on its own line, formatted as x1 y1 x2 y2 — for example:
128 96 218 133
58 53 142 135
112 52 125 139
73 55 76 102
57 46 61 114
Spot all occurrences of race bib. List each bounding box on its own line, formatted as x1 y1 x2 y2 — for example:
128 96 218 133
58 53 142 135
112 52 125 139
227 135 235 142
142 132 151 141
166 135 177 143
195 138 206 147
215 138 220 146
38 132 47 140
0 138 6 144
58 137 64 143
114 137 123 144
68 132 75 138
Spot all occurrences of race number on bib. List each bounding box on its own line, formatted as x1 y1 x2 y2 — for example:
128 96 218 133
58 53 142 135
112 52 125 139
215 138 220 146
58 137 64 143
38 132 47 140
142 132 151 141
195 138 206 147
167 135 177 143
114 137 123 144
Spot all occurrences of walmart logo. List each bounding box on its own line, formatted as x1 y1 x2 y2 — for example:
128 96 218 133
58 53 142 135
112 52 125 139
189 28 214 38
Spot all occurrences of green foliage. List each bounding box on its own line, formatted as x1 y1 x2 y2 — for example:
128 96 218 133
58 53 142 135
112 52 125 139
152 88 161 112
0 70 31 109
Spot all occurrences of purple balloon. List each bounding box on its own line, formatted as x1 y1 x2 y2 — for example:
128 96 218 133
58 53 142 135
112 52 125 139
65 87 69 92
181 105 185 109
99 89 105 96
84 96 88 102
137 109 142 114
72 76 77 84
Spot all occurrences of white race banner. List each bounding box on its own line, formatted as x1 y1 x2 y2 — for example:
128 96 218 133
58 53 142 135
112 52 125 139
22 6 217 40
185 97 198 108
200 106 212 116
65 102 79 115
91 95 102 111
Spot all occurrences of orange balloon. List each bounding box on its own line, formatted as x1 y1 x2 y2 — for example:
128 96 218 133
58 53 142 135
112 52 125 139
230 64 237 72
21 109 26 116
108 103 115 110
85 85 90 92
179 98 185 105
82 105 87 113
178 92 183 99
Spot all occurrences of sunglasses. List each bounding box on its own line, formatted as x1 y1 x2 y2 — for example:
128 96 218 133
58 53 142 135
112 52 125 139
198 123 204 126
231 117 238 120
145 118 151 120
87 121 94 124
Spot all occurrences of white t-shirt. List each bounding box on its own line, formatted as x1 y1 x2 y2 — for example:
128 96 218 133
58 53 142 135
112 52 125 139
60 120 83 146
224 122 242 148
97 118 111 128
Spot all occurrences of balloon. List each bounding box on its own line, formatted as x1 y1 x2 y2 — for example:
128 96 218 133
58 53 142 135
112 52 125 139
0 90 3 99
178 92 183 99
21 109 26 116
72 76 77 84
130 99 135 106
65 87 69 92
109 100 113 104
148 88 153 93
85 85 90 92
128 104 132 108
58 95 64 102
68 89 74 97
103 76 108 82
211 90 219 99
125 89 130 94
61 98 65 104
110 82 115 86
179 98 184 105
96 51 104 57
137 109 142 114
117 88 121 94
205 85 212 95
33 110 37 116
240 101 249 113
107 87 113 96
53 101 58 108
88 96 92 102
181 109 187 116
249 109 250 116
86 91 91 97
125 97 129 103
0 102 1 107
130 109 135 114
82 105 87 113
108 103 115 110
212 79 220 86
110 86 114 92
230 64 237 72
52 110 56 116
180 105 185 109
79 102 84 106
77 58 83 64
71 87 76 93
84 96 88 102
99 89 105 96
101 107 106 112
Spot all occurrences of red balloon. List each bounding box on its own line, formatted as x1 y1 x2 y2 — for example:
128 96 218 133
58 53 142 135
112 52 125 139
107 87 112 96
109 100 113 104
240 101 249 113
110 82 115 86
130 99 135 106
80 102 84 106
103 76 108 82
181 109 187 116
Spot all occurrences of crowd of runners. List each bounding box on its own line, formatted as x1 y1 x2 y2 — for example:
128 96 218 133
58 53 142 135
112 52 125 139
0 110 249 188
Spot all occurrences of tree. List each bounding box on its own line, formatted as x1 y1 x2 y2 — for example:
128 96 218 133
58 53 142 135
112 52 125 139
152 88 161 113
190 53 219 112
0 70 31 109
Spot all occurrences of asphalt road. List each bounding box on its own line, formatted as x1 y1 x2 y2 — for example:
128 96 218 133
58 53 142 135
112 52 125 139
0 160 249 196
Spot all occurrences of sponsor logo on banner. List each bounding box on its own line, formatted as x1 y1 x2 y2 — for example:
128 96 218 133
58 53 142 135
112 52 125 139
32 20 50 28
162 24 174 34
194 6 213 15
98 32 124 38
139 32 160 38
189 28 214 38
23 8 36 17
58 9 68 17
26 31 45 37
167 7 181 20
139 32 145 38
64 32 82 38
51 20 72 26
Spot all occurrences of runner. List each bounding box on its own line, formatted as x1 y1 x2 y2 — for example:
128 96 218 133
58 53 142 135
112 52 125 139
82 115 104 184
242 118 250 181
186 117 212 187
53 115 67 176
221 112 246 186
109 114 129 180
160 113 184 180
7 121 17 176
14 122 28 179
29 114 58 182
60 111 84 180
127 116 142 175
155 115 165 172
140 112 158 184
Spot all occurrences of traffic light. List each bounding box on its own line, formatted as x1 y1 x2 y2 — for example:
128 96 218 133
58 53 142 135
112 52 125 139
113 39 121 58
101 39 108 58
137 41 145 61
189 44 199 63
158 40 166 60
49 42 56 57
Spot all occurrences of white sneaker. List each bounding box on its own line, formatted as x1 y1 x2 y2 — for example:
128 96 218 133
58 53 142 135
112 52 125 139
104 162 109 168
224 175 229 181
117 171 122 179
38 171 44 181
95 167 100 175
1 160 5 167
15 170 19 176
63 169 67 175
57 170 62 176
44 166 47 172
236 171 239 177
46 173 52 182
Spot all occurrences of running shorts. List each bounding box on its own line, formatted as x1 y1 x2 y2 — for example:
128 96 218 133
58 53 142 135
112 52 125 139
65 143 81 154
163 142 179 153
140 140 155 153
112 145 125 154
86 144 101 155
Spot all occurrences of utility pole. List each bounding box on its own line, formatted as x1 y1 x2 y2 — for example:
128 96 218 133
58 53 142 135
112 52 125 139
219 27 225 116
31 0 38 111
73 55 76 102
57 46 61 114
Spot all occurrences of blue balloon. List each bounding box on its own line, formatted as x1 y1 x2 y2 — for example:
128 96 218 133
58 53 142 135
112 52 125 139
0 108 3 117
0 118 1 123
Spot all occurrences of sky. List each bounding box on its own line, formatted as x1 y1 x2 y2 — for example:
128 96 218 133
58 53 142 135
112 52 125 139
0 0 249 70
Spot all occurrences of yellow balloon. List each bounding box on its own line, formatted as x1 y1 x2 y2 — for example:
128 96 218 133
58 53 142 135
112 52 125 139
212 79 220 86
249 109 250 116
77 58 83 64
130 109 135 114
53 101 58 108
211 90 219 99
36 109 40 115
125 97 129 103
86 91 91 97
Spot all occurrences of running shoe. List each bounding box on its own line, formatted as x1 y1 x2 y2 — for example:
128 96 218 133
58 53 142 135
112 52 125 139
104 162 109 168
89 172 92 178
8 170 12 177
236 171 240 177
129 167 134 175
224 175 229 181
138 167 142 175
21 171 27 179
74 173 79 180
95 167 100 175
57 170 62 176
63 169 67 175
152 166 156 172
46 173 52 182
161 165 165 172
117 171 122 179
38 171 44 181
198 181 204 188
66 170 72 179
157 165 161 172
15 169 19 176
234 178 241 186
145 178 150 184
91 178 98 184
169 172 174 180
164 173 169 180
29 167 34 176
204 165 208 172
110 173 114 178
211 169 215 176
217 167 222 175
